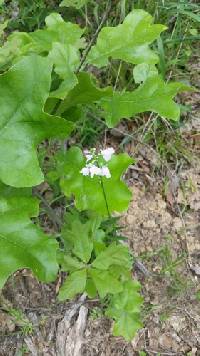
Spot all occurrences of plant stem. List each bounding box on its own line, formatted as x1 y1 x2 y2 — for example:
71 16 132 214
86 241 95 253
76 0 111 73
33 191 62 231
55 0 112 117
100 177 110 218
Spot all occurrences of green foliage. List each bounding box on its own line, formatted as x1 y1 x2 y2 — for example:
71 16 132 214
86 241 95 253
139 352 147 356
58 212 143 340
0 5 192 341
0 0 60 32
101 76 192 127
59 214 129 300
62 215 94 262
0 54 73 187
157 1 200 70
49 42 80 99
7 307 34 335
56 72 112 115
60 0 89 9
31 12 84 53
89 306 103 320
0 12 84 98
0 183 58 289
92 243 132 270
106 280 143 341
87 9 166 67
59 269 87 300
53 146 133 215
133 63 158 83
196 290 200 301
0 13 84 74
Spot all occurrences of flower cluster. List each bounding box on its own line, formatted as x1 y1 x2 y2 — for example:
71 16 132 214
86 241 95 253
81 165 111 178
80 147 115 179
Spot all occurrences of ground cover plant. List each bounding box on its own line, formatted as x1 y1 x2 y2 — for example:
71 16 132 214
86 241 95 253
0 0 198 348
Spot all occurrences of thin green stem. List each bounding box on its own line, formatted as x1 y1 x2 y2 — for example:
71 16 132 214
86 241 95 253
100 177 110 218
96 159 110 217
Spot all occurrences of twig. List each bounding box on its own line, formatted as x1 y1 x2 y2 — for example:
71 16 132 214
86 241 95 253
33 191 62 231
76 0 111 73
134 259 152 277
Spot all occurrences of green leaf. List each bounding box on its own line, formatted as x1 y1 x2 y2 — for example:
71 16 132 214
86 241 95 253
101 75 192 127
92 243 132 270
0 13 84 70
60 0 89 9
49 42 79 80
45 13 64 27
58 147 133 215
0 186 58 289
51 78 78 100
109 280 143 313
0 55 73 187
29 14 84 96
106 281 143 341
61 213 93 263
31 13 85 53
112 312 143 341
49 42 79 99
0 182 37 216
109 264 131 280
58 269 87 300
61 255 85 272
87 9 166 67
133 63 158 83
85 277 97 298
93 229 106 256
62 215 93 263
89 269 123 298
0 32 32 70
56 72 112 115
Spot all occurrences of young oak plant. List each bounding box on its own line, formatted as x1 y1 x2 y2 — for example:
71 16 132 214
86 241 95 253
0 7 191 340
58 211 143 341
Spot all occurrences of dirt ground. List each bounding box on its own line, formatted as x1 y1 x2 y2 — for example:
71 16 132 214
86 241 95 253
0 67 200 355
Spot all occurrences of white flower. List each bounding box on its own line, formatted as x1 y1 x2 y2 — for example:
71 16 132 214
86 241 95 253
80 167 90 176
84 149 96 162
89 165 101 178
80 164 111 179
101 147 115 162
80 147 113 179
85 154 93 161
100 166 111 178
